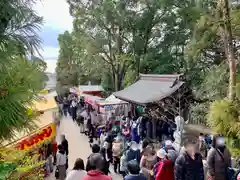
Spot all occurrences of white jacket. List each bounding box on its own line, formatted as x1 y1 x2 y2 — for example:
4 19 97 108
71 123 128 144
66 170 87 180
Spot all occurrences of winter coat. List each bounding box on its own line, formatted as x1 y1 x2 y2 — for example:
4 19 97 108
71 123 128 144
66 169 87 180
61 139 69 155
206 147 231 180
86 154 94 172
100 148 111 175
140 155 157 180
82 170 112 180
112 141 123 157
174 151 204 180
126 149 141 164
155 158 174 180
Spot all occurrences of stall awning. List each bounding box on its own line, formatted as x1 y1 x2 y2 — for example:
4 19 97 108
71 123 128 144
32 98 57 111
97 95 128 106
1 97 57 148
84 94 104 105
78 85 103 92
113 74 184 105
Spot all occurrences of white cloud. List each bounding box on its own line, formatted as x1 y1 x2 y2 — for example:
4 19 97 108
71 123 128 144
34 0 73 31
45 60 57 73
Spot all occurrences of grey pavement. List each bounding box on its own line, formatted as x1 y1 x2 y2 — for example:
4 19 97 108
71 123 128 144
45 116 122 180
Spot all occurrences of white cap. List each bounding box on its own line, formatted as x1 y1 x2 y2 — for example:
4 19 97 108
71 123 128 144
157 149 167 158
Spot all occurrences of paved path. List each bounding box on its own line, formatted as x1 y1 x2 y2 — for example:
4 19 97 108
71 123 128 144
46 116 122 180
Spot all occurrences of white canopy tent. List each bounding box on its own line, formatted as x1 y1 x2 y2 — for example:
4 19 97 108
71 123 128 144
97 95 127 106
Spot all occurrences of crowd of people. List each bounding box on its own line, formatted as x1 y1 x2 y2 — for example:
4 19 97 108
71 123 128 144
52 93 240 180
54 132 240 180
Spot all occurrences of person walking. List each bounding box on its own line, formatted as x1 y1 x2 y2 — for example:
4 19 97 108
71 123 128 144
174 138 204 180
71 97 78 121
124 160 146 180
207 135 232 180
86 144 101 172
52 139 58 165
82 153 112 180
66 158 87 180
112 136 123 173
63 97 69 116
100 142 111 175
56 145 67 180
61 134 69 169
164 140 178 163
120 150 128 178
126 141 141 164
154 149 174 180
199 133 208 159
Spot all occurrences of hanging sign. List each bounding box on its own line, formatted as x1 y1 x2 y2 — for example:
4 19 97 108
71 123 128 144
16 123 56 151
104 106 114 111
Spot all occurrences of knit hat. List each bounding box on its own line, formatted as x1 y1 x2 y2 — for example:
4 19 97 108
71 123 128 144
165 140 173 147
157 149 167 158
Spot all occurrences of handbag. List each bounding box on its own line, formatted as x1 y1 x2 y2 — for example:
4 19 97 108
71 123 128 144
55 167 59 178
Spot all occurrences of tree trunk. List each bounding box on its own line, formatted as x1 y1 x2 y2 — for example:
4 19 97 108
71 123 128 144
221 0 237 100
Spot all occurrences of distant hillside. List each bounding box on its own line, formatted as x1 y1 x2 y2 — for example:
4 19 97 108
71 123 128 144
45 72 56 90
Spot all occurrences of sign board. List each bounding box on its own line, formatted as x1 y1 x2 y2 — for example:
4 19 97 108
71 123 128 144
16 123 56 151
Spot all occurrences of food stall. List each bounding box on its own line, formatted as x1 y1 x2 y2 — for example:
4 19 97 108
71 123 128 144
95 95 129 132
97 94 128 114
70 85 104 97
84 94 104 110
2 97 58 178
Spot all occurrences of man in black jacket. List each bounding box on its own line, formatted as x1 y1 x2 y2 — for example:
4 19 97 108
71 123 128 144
61 135 69 169
61 135 69 155
174 138 204 180
86 144 101 172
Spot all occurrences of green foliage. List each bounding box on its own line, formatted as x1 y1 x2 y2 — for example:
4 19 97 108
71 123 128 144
0 57 46 140
207 100 240 137
0 148 44 179
207 99 240 157
0 0 43 58
56 0 201 92
0 0 46 140
61 0 240 144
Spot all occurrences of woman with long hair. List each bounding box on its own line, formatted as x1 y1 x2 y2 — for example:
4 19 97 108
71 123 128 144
66 158 87 180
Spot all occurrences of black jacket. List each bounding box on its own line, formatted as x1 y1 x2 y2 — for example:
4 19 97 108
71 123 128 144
86 152 109 175
174 151 204 180
61 139 69 155
86 153 94 172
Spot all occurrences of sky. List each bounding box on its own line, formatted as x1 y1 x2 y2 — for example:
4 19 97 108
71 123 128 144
34 0 73 73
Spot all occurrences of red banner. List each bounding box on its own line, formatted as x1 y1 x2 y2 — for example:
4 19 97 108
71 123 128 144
16 123 56 151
